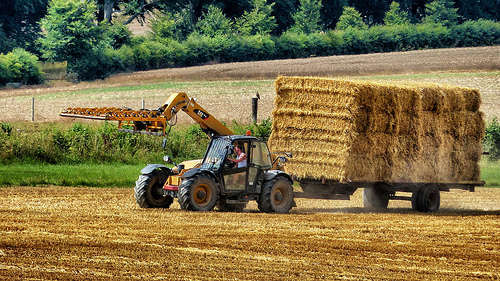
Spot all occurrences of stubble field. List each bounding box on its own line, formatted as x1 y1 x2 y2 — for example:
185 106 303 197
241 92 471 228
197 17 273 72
0 186 498 280
0 46 499 280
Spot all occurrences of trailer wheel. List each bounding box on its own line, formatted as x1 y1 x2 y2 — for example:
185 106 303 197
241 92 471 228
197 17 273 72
135 172 173 208
178 174 218 211
216 199 247 212
412 185 440 212
363 186 389 210
258 176 294 214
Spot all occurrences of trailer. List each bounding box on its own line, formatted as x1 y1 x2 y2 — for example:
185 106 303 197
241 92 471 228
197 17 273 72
293 179 485 212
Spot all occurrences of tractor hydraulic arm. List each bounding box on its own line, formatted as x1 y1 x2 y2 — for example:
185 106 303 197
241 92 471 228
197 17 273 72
60 92 233 137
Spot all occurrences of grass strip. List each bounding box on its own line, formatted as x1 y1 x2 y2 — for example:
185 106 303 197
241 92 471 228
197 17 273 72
0 160 498 188
0 163 145 188
40 80 273 99
481 160 500 187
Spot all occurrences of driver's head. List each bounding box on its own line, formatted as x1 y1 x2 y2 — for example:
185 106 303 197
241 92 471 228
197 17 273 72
235 145 241 154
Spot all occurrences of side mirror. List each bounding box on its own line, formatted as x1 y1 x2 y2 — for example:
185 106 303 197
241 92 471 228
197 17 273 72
163 155 171 163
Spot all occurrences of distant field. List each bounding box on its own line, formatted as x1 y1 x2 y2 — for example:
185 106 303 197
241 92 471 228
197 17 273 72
0 186 498 280
0 71 499 124
1 46 498 123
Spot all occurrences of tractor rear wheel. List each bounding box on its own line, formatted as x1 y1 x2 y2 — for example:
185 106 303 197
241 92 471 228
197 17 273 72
363 186 390 210
178 174 218 211
258 176 294 214
135 172 173 208
411 185 440 212
216 200 247 212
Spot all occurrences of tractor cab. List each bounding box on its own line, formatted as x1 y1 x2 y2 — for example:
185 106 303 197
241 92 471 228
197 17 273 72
178 135 295 213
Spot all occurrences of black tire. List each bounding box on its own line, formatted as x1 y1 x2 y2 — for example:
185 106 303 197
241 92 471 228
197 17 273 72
134 172 173 208
363 186 389 209
412 185 440 212
216 200 247 212
178 174 218 211
258 176 294 214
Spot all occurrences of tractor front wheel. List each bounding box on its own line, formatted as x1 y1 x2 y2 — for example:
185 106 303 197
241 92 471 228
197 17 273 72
258 176 294 214
135 172 173 208
178 174 219 211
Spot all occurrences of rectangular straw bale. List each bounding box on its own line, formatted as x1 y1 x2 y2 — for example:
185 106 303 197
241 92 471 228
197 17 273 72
269 76 484 183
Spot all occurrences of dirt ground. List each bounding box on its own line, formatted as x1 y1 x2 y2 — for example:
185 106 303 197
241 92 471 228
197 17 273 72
0 186 498 280
0 47 498 124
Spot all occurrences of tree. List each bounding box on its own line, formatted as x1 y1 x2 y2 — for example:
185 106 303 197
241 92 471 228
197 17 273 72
423 0 459 27
195 5 233 37
39 0 101 62
236 0 277 36
289 0 322 34
384 1 410 25
0 0 48 54
151 8 195 41
336 6 367 30
321 0 348 30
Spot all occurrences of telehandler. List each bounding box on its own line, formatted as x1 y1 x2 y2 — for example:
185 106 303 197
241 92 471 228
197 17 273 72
61 92 295 213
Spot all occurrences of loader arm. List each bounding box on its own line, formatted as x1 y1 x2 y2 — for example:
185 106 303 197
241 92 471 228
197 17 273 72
160 92 233 137
60 92 233 137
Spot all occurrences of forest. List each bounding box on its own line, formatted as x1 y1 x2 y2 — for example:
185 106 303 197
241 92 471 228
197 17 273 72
0 0 499 83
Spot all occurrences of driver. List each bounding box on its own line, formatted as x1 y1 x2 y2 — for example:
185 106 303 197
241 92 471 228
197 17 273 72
229 144 247 168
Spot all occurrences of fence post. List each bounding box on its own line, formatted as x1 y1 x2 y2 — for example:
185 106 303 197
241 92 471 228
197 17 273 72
31 97 35 122
252 91 260 124
142 98 145 110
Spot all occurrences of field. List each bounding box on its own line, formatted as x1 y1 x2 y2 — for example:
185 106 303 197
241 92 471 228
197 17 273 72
0 186 498 280
1 46 499 123
0 47 499 279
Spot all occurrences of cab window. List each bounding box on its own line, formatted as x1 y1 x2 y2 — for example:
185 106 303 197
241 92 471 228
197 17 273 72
251 141 272 168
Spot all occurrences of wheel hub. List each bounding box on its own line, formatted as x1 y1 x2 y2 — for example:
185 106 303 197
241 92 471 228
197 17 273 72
274 191 283 202
192 184 212 206
196 190 207 200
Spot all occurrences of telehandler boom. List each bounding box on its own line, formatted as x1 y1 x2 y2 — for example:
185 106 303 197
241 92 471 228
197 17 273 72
60 92 233 137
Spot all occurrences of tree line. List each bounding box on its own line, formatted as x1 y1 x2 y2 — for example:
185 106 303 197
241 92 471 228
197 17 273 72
0 0 498 84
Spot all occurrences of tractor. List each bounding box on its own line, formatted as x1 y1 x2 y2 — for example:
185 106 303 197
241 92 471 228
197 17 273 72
135 135 295 213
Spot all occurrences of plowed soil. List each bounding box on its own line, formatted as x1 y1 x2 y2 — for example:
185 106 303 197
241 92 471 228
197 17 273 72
0 186 498 280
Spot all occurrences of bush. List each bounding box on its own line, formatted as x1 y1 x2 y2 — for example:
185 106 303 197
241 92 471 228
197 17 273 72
231 118 272 141
58 20 499 82
0 122 211 164
227 35 275 62
0 48 43 85
67 47 123 81
484 118 500 161
452 19 500 47
103 23 132 49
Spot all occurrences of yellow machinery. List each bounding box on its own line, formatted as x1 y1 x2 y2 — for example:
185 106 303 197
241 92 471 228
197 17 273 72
60 92 234 196
60 92 233 137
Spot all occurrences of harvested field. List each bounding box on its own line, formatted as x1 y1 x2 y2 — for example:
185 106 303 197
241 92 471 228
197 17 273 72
0 46 499 123
0 72 498 125
0 186 498 280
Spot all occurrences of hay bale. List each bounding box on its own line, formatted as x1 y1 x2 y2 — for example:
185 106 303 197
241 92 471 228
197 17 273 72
268 76 485 183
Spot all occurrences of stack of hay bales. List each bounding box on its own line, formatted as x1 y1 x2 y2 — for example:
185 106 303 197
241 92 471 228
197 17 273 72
268 76 484 183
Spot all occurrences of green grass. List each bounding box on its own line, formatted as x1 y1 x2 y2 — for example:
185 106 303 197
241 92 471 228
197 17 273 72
0 159 498 188
0 163 146 188
480 159 500 187
40 80 273 99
